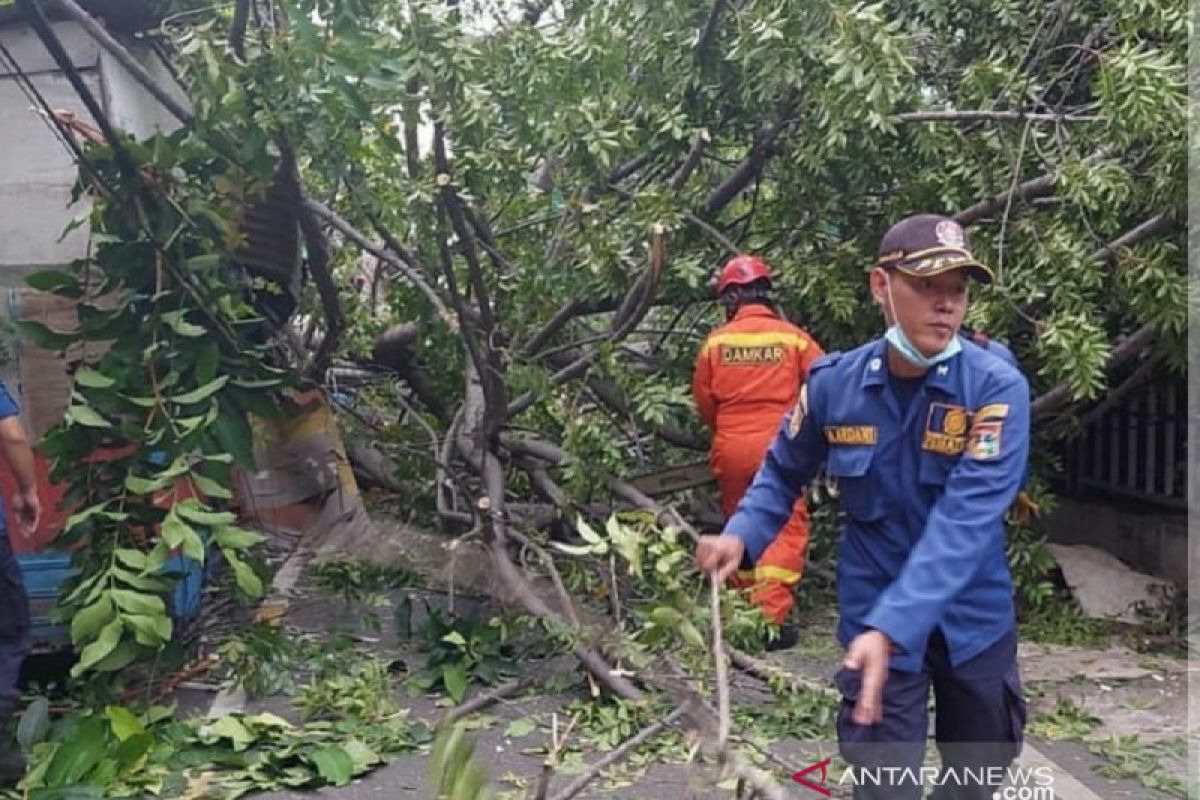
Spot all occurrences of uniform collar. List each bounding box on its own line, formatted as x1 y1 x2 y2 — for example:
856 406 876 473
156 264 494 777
860 337 959 393
732 304 778 322
861 339 889 387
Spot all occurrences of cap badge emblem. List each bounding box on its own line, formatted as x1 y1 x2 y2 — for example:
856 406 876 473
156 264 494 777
935 219 965 247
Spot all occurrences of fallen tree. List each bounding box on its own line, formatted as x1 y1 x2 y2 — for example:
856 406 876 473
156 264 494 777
11 0 1187 793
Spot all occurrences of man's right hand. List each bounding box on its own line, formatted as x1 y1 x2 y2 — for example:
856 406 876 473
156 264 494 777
696 534 745 583
11 488 40 540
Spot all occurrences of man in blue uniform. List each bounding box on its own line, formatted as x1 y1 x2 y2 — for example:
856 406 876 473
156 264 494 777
698 214 1029 799
0 379 40 785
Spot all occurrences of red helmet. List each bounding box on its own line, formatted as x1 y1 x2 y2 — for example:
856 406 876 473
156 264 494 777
716 255 772 294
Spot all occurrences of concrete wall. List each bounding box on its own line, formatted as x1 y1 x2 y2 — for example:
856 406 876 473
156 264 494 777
0 19 187 283
1044 496 1188 588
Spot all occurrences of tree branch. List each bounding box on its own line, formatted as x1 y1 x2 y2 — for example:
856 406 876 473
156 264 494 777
953 148 1114 226
305 199 455 324
229 0 250 59
703 112 793 216
1093 213 1174 265
1031 322 1158 417
670 129 712 191
894 109 1100 124
292 152 342 377
694 0 728 68
548 704 690 800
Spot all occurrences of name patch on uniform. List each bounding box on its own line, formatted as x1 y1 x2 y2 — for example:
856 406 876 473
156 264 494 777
787 384 808 439
719 345 785 365
824 425 877 446
923 403 968 455
966 421 1003 460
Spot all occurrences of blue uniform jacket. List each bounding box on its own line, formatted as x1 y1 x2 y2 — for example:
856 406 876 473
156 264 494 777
0 381 18 534
725 337 1030 672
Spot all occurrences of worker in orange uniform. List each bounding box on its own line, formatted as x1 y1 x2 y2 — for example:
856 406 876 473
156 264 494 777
692 256 823 649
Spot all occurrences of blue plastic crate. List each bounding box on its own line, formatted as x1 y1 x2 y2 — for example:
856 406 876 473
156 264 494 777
18 547 208 652
18 553 76 651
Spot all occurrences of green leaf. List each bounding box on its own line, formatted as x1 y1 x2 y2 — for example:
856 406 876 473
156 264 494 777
105 706 145 741
185 254 222 272
113 731 153 773
74 367 116 389
504 717 537 739
309 746 355 786
441 631 468 648
205 716 255 751
70 595 115 643
16 320 73 350
442 663 469 703
160 511 194 549
25 270 79 293
211 403 257 469
190 472 232 499
226 552 263 597
113 549 147 571
143 542 171 575
124 613 172 648
176 501 236 526
72 618 123 676
170 375 229 405
194 341 220 385
649 606 684 628
160 310 207 338
341 738 381 771
124 474 168 495
110 588 166 617
678 619 707 650
17 697 51 750
92 640 140 674
213 524 264 550
66 404 111 429
43 715 107 784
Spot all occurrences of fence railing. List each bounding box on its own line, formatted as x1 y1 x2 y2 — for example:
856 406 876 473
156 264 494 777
1059 373 1186 510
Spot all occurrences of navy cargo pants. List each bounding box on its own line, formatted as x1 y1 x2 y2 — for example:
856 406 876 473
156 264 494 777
0 532 28 705
836 628 1026 800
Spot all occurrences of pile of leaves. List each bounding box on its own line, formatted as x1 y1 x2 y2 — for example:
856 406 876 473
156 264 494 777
9 672 430 799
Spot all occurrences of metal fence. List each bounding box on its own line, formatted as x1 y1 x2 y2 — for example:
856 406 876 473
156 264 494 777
1059 373 1187 510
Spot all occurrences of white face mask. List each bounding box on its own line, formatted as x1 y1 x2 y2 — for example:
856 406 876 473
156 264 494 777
881 271 963 369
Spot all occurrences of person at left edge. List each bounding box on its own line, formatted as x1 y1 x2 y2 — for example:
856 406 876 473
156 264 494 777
692 255 823 648
0 378 40 786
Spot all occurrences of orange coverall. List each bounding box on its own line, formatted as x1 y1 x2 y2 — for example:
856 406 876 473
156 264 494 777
692 304 824 625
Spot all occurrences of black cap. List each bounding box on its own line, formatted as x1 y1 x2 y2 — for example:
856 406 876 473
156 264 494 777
874 214 994 284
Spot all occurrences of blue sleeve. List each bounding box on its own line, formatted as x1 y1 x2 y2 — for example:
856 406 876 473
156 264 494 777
864 371 1030 655
0 380 18 420
724 369 830 562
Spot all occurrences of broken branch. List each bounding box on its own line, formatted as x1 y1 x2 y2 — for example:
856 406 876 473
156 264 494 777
548 703 690 800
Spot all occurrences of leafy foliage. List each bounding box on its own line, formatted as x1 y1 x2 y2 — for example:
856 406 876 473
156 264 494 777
33 127 294 682
9 699 427 799
409 611 517 704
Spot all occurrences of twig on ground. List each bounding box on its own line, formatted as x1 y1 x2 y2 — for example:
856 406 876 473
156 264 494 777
548 703 690 800
443 675 536 725
535 712 579 800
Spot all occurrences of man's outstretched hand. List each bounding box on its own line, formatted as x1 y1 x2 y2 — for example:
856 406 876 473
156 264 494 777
696 534 745 583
